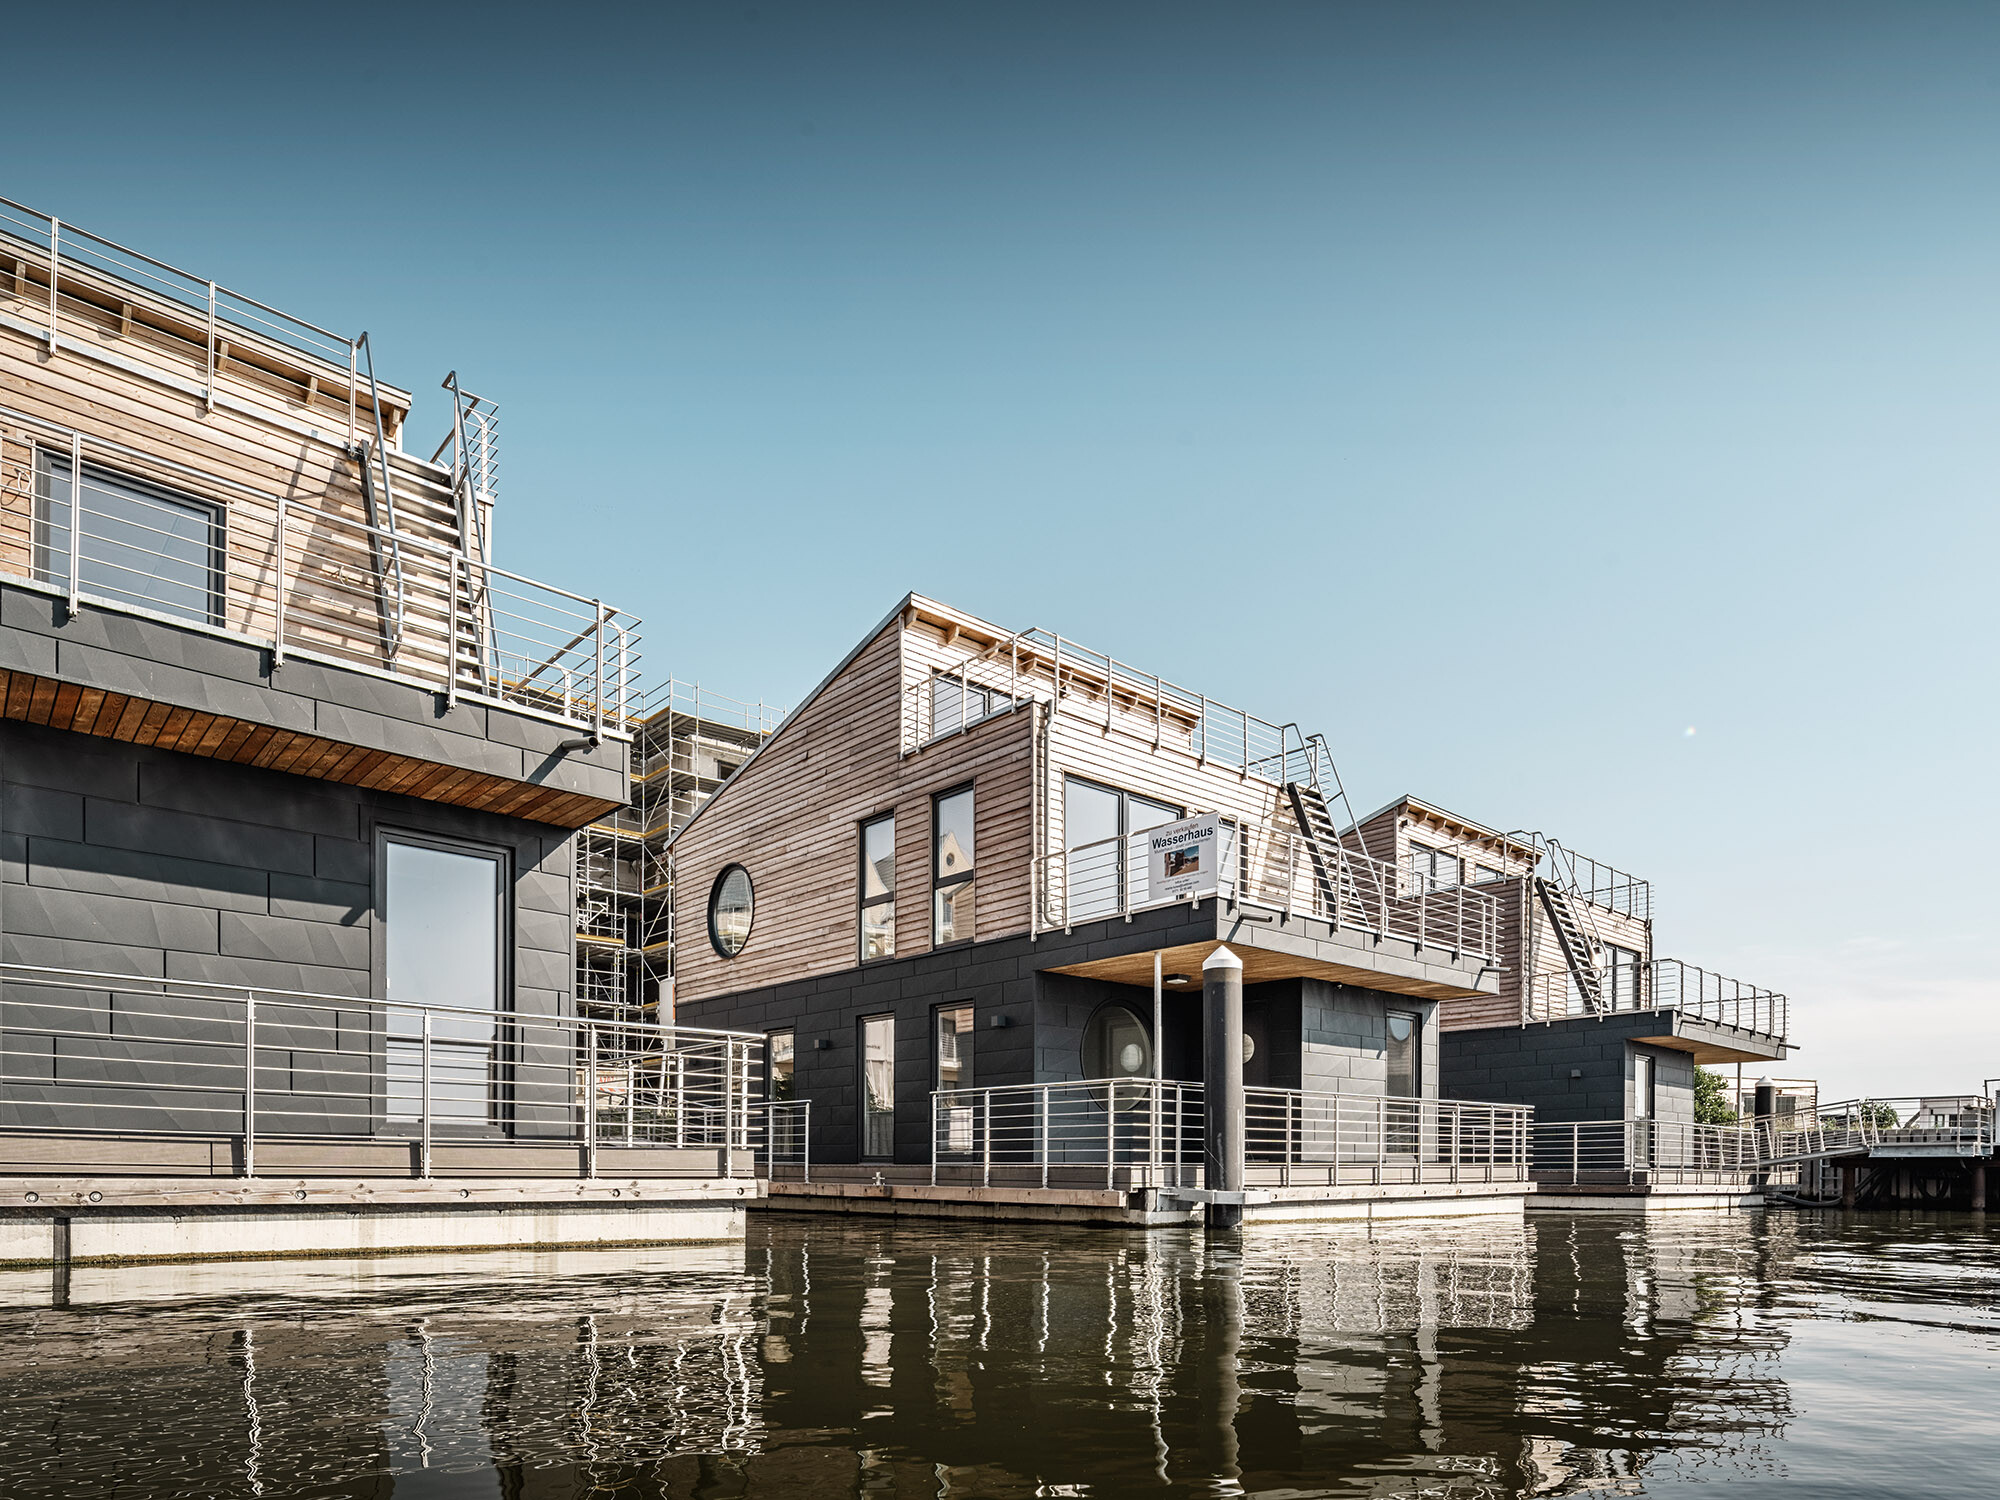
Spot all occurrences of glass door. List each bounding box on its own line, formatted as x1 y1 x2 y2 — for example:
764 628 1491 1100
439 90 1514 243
384 838 503 1127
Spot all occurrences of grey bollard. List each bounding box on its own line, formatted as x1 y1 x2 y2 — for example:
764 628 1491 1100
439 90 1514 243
1203 945 1245 1232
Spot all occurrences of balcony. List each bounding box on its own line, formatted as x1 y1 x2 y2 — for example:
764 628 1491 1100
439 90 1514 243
1037 815 1504 962
1525 958 1788 1040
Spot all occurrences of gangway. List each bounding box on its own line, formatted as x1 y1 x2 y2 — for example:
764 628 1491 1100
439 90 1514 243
1758 1096 1994 1166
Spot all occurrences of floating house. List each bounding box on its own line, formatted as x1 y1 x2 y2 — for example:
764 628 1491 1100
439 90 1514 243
668 595 1535 1224
0 199 762 1267
1341 798 1795 1209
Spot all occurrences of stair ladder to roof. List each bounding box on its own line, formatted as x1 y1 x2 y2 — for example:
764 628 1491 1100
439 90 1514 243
1283 731 1371 925
436 372 500 699
1535 841 1606 1011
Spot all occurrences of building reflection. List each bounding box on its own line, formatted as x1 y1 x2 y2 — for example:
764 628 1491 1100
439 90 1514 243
0 1218 1802 1498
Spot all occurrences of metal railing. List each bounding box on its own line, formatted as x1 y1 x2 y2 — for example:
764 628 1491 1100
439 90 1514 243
899 628 1340 790
928 1080 1531 1190
0 413 639 734
0 195 387 442
1525 835 1652 921
1532 1119 1772 1186
1037 817 1503 960
1525 957 1788 1038
930 1078 1205 1189
0 963 761 1178
755 1099 813 1181
1761 1097 1995 1164
1245 1088 1532 1186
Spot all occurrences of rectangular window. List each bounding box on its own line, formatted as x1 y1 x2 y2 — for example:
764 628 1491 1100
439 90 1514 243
768 1029 795 1102
861 1014 895 1159
935 1003 973 1092
1472 864 1504 884
1633 1053 1656 1120
859 814 896 961
1061 776 1181 921
383 836 505 1124
933 787 976 945
1386 1009 1422 1099
34 449 223 626
1406 843 1461 895
930 674 1013 739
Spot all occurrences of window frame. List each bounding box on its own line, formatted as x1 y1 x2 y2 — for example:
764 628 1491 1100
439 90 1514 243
928 673 1015 742
858 812 897 964
1406 842 1461 894
33 445 226 628
1060 775 1184 920
931 784 977 947
859 1012 896 1160
933 1002 974 1093
707 863 754 958
373 826 512 1132
766 1027 796 1103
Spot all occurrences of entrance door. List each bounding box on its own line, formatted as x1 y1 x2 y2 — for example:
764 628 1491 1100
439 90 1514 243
1385 1010 1422 1155
384 837 504 1127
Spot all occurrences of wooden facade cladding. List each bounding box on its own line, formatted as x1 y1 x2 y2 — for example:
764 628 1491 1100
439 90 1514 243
669 617 1039 1003
1350 797 1657 1030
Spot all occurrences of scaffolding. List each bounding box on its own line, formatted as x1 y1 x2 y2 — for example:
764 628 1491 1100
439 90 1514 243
575 681 786 1034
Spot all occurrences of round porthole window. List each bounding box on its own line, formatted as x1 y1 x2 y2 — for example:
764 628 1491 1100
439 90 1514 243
1084 1004 1152 1082
709 865 754 957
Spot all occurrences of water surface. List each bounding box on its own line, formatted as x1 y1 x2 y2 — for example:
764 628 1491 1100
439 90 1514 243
0 1210 1993 1497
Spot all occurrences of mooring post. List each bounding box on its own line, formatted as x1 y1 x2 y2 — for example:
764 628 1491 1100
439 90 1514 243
1841 1161 1857 1210
1202 945 1245 1232
1971 1161 1987 1213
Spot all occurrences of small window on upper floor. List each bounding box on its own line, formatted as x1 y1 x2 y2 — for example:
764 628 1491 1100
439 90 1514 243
931 674 1013 739
860 813 896 961
1406 842 1461 894
34 449 223 627
1472 864 1505 884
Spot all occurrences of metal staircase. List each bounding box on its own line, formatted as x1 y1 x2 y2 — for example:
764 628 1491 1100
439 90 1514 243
1536 875 1603 1011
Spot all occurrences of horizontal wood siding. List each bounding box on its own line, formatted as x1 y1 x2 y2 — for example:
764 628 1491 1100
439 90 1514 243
670 620 1037 1006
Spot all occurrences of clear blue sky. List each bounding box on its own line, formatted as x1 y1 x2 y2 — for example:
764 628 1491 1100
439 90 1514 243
9 2 1995 1097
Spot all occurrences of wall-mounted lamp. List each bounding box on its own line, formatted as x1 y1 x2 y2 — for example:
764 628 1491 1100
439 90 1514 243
987 1015 1012 1029
813 1038 833 1051
1163 973 1194 987
1569 1069 1583 1079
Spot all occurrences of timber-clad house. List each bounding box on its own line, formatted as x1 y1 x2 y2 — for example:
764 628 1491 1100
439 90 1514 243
0 198 758 1261
669 595 1514 1179
669 595 1794 1205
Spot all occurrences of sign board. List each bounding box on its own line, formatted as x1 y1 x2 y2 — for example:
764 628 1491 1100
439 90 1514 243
1145 815 1222 903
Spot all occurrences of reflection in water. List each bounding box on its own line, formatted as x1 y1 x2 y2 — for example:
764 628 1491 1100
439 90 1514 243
0 1215 1994 1496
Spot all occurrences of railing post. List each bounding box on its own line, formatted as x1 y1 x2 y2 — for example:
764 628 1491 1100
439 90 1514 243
931 1091 939 1187
803 1100 812 1183
625 1054 635 1147
272 497 288 671
584 1026 599 1179
445 553 459 707
420 1012 433 1179
242 990 257 1178
593 600 606 739
46 218 60 351
1039 1087 1050 1190
1107 1082 1116 1191
982 1092 992 1188
1571 1123 1579 1185
204 280 218 413
66 431 82 619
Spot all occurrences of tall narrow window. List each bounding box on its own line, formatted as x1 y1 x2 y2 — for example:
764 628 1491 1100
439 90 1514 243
1603 943 1641 1010
859 814 896 961
768 1029 795 1102
1633 1053 1656 1120
861 1014 895 1159
1061 777 1180 921
933 787 976 945
935 1003 973 1091
35 449 223 626
384 837 504 1124
1385 1010 1421 1099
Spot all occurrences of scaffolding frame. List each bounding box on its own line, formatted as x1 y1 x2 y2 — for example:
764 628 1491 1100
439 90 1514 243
575 681 786 1039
